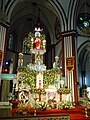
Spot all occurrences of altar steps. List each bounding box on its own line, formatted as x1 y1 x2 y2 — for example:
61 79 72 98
0 106 90 120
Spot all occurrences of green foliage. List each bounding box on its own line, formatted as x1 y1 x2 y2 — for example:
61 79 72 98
37 101 46 110
58 101 74 109
17 66 61 90
57 88 71 94
30 88 46 94
43 68 61 88
17 66 36 89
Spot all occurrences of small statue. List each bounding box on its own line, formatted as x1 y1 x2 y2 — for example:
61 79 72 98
18 53 23 66
34 27 42 50
34 37 41 49
53 56 60 69
9 58 13 73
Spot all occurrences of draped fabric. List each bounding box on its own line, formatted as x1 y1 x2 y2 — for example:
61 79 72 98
0 24 6 85
63 33 78 103
64 36 74 102
0 23 10 101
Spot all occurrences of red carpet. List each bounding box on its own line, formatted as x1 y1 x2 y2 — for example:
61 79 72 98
35 106 90 120
19 106 90 120
70 114 90 120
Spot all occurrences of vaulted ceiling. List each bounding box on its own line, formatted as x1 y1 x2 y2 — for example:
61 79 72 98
1 0 90 68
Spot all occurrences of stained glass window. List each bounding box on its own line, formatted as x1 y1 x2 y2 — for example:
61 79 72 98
78 14 90 36
78 14 90 29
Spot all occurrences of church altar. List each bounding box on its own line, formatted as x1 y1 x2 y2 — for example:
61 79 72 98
8 25 74 116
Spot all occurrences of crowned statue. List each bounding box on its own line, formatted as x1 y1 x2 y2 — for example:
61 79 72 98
34 27 42 50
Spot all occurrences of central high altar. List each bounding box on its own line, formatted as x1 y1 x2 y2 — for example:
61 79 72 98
10 26 73 114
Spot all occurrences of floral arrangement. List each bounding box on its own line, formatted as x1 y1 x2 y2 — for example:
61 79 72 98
17 66 61 90
17 66 36 90
16 101 32 115
30 88 46 94
8 91 19 102
37 101 47 110
43 68 61 88
57 88 71 94
8 93 15 101
13 100 47 115
58 101 74 109
78 97 89 106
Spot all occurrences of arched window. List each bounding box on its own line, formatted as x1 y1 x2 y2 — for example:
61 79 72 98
8 34 13 50
22 37 27 53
